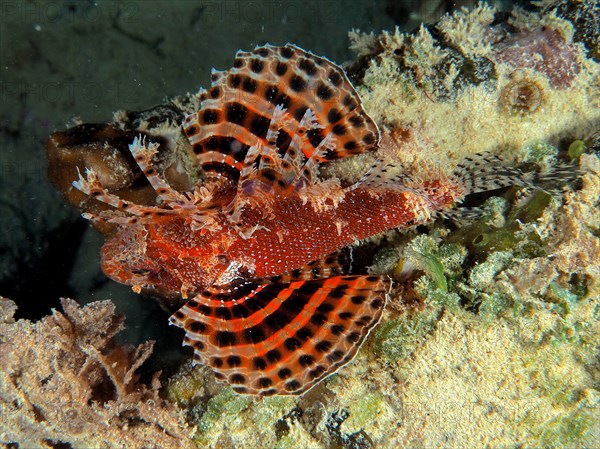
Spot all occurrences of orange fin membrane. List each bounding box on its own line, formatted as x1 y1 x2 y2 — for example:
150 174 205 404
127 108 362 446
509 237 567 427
182 44 380 181
169 272 389 396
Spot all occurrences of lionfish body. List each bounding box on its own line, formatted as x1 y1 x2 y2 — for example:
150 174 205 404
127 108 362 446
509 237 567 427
74 45 474 395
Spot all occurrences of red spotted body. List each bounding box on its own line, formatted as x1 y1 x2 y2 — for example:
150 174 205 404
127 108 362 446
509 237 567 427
73 44 494 395
101 177 459 292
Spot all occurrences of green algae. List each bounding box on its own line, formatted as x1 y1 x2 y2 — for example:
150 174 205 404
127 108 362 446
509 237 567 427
534 406 600 449
512 190 554 224
247 396 297 429
545 282 579 316
370 245 403 276
402 234 466 291
515 304 600 448
568 139 586 160
420 253 447 292
417 278 463 312
194 388 253 444
168 376 302 448
372 237 469 362
343 392 386 432
446 190 552 260
476 291 512 319
463 251 514 319
468 251 513 291
519 141 559 169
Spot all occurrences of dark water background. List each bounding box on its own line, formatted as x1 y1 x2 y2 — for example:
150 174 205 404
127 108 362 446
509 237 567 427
0 0 517 367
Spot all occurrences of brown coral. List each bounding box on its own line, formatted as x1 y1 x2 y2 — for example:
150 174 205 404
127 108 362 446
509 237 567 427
494 26 582 89
46 124 158 236
46 119 195 237
0 297 193 448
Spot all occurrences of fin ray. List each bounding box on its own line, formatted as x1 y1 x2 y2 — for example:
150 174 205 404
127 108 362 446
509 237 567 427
170 274 390 395
184 44 379 181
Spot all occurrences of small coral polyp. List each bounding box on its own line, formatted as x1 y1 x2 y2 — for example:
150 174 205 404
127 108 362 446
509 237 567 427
500 75 544 115
72 44 535 396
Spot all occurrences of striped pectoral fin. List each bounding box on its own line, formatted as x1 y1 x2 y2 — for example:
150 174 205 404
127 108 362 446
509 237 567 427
169 275 390 395
183 44 380 181
272 248 354 283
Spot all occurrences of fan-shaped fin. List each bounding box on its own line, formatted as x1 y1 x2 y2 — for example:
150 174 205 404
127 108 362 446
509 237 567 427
169 273 390 395
183 44 379 181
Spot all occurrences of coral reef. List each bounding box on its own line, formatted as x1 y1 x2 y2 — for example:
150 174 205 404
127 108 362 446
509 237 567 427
341 1 599 177
17 0 598 447
162 154 599 448
162 2 600 447
0 297 192 448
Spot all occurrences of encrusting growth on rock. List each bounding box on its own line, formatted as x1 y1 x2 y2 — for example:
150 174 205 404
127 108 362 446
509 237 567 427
0 297 192 448
37 0 598 446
